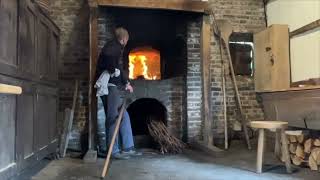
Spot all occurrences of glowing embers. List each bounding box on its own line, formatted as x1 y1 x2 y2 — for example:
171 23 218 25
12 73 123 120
129 47 161 80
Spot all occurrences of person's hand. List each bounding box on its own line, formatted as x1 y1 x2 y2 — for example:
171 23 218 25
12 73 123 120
125 83 133 93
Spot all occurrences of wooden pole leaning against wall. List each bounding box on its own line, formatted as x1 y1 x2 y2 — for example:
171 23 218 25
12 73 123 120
216 20 251 150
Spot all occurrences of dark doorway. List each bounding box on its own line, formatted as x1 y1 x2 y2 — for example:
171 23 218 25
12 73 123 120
127 98 167 148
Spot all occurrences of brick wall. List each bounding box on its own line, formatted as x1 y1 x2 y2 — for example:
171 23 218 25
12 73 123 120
179 0 266 142
186 19 203 140
50 0 90 150
208 0 266 142
49 0 266 150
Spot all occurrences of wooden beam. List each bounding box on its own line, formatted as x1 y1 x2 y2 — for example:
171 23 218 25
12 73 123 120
88 7 98 150
201 15 213 147
0 83 22 95
290 19 320 38
97 0 208 13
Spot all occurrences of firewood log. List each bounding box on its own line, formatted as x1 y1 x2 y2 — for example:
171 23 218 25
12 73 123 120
297 134 305 144
304 139 313 154
291 155 303 166
296 144 305 159
289 135 297 143
310 148 320 166
314 139 320 147
309 154 318 171
289 143 297 154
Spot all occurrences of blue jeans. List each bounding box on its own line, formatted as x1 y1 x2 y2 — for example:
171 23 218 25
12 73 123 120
100 87 134 154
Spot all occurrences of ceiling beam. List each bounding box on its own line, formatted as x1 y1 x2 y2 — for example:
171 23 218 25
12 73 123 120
96 0 208 13
290 19 320 38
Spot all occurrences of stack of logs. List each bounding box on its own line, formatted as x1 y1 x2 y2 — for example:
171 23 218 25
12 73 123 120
286 131 320 171
148 120 186 154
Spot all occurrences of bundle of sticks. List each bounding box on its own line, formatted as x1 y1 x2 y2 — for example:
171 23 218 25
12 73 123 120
148 120 186 154
285 131 320 171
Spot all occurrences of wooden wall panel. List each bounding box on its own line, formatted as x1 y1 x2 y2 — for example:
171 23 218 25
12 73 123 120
0 0 18 67
0 93 16 170
48 97 58 142
19 6 36 76
36 94 50 150
37 22 50 80
49 33 59 81
35 85 58 151
0 0 60 178
18 94 35 159
261 88 320 130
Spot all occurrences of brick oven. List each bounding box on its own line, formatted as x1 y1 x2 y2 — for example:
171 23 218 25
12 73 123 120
51 0 266 151
96 7 204 151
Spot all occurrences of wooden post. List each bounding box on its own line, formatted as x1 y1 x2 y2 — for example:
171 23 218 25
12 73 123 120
257 128 265 173
96 0 208 13
281 128 292 173
88 5 98 151
274 129 281 158
201 15 213 147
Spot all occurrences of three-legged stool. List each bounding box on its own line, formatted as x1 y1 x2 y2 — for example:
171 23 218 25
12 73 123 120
250 121 292 173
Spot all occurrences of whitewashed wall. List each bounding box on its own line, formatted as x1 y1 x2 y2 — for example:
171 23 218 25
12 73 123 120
267 0 320 82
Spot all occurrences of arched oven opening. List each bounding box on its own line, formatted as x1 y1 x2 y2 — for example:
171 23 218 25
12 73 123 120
127 98 167 148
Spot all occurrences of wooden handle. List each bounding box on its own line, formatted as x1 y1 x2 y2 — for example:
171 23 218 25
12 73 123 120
0 83 22 95
101 99 127 178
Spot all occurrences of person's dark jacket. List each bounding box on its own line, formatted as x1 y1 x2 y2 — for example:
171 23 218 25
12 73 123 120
95 39 129 86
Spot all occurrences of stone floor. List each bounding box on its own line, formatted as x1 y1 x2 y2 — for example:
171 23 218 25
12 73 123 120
12 141 320 180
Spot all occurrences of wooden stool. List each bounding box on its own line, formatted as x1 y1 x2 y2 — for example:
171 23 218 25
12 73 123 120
250 121 292 173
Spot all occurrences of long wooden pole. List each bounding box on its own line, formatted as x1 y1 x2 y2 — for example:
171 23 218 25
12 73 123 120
224 43 251 150
216 19 251 150
222 69 228 149
218 37 228 150
101 99 127 178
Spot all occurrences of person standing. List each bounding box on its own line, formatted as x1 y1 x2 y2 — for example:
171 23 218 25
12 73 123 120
96 27 140 159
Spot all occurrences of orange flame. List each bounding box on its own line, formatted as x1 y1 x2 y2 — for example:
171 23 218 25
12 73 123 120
129 48 161 80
